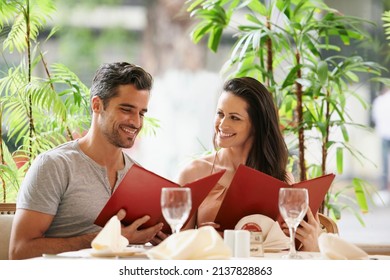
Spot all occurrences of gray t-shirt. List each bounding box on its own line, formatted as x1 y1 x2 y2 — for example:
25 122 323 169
17 140 134 237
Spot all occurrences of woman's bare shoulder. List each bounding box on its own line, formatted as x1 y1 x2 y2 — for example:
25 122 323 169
176 154 215 184
286 172 295 184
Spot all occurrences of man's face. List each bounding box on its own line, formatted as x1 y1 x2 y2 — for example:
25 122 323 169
95 84 150 149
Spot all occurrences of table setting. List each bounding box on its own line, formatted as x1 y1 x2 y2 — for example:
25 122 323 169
38 187 390 261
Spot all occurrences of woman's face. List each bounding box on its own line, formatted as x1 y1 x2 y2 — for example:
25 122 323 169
214 91 253 149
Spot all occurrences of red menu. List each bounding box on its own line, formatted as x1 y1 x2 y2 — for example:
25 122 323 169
214 164 335 231
95 164 225 233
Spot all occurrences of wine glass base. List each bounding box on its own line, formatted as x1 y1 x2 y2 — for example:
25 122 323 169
281 253 304 259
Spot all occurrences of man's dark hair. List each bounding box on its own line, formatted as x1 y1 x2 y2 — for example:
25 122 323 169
90 62 153 109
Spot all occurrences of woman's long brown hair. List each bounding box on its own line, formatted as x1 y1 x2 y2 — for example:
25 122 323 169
214 77 289 182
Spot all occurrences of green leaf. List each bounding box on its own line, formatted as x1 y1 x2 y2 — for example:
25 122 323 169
340 124 349 142
328 205 341 220
208 26 223 52
317 61 328 85
186 0 205 12
352 178 369 213
282 65 301 88
248 0 267 16
345 71 359 82
336 147 343 174
191 22 213 43
246 14 261 25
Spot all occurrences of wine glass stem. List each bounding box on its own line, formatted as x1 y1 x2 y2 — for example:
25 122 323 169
288 226 297 256
171 224 182 234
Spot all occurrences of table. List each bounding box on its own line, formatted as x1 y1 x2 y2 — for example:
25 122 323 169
36 247 390 260
355 243 390 256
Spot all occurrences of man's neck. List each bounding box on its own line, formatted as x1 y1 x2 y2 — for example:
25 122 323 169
78 133 124 169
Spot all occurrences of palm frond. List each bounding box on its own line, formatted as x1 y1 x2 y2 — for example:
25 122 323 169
2 0 56 53
382 10 390 44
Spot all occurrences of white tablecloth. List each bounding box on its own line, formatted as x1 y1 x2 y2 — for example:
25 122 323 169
37 247 390 260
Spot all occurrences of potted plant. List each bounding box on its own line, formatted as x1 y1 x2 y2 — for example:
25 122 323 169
185 0 389 223
0 0 93 205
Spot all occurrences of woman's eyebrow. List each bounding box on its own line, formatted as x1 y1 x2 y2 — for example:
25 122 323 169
228 112 243 116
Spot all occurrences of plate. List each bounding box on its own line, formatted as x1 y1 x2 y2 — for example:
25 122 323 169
90 246 147 258
264 248 286 253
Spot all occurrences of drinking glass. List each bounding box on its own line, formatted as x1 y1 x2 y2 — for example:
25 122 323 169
278 188 309 259
161 187 192 234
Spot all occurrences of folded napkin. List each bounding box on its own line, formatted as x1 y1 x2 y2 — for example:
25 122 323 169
318 233 369 260
146 226 232 260
91 216 129 253
235 214 289 251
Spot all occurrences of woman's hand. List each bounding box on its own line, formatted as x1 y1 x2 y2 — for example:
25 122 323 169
281 208 322 252
198 222 223 237
295 208 322 252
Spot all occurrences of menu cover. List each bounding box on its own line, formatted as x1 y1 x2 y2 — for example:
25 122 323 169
214 164 335 231
94 164 225 233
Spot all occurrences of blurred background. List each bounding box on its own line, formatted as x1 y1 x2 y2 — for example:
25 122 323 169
4 0 383 180
1 0 390 243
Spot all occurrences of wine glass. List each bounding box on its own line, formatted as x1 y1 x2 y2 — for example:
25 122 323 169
161 187 192 234
278 188 309 259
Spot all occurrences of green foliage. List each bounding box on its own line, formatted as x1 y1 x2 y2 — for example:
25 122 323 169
0 0 91 202
186 0 388 222
383 10 390 43
1 0 56 53
0 0 159 202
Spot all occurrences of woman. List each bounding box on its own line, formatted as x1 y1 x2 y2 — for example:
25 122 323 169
177 77 321 251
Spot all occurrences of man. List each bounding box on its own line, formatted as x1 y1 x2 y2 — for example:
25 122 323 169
9 62 165 259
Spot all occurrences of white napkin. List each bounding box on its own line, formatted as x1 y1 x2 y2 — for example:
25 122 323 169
235 214 289 251
318 233 369 260
146 226 232 260
91 216 129 253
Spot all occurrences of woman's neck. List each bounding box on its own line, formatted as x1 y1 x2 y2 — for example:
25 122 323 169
217 147 249 171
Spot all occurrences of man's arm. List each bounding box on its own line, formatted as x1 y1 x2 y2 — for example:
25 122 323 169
9 209 97 260
9 209 165 260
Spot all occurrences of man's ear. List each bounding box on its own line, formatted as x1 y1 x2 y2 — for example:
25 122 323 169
91 96 102 112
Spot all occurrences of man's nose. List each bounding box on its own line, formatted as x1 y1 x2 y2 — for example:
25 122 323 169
129 113 142 129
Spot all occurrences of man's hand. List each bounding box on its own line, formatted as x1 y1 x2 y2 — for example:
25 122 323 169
149 231 168 246
116 209 164 244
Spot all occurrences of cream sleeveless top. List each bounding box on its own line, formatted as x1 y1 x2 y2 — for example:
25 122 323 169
196 152 229 226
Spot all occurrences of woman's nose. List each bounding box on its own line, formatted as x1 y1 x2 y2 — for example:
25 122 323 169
218 117 228 129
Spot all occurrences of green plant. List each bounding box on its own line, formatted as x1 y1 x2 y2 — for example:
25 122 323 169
0 0 92 202
380 10 390 87
0 0 160 202
186 0 388 222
